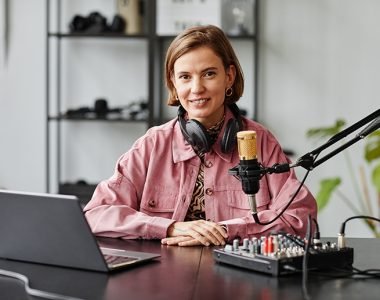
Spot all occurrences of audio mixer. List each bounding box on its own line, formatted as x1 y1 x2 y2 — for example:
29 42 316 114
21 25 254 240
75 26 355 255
213 233 354 276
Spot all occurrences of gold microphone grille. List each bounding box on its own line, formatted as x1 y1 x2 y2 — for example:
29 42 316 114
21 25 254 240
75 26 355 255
237 131 257 160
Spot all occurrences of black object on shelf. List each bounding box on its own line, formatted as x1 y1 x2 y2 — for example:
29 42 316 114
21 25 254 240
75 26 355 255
69 12 126 34
61 99 149 121
59 181 97 206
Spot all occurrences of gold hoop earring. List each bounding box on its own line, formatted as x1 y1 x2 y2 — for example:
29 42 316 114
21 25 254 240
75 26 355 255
225 87 233 97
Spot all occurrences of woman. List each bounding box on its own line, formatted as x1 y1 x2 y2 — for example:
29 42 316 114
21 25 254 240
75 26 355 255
84 25 317 247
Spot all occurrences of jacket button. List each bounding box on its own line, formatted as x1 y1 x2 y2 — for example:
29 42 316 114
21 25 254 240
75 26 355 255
148 200 156 207
205 188 213 195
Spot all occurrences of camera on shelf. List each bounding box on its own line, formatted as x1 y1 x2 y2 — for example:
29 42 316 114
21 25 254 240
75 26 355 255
69 12 126 34
64 98 148 120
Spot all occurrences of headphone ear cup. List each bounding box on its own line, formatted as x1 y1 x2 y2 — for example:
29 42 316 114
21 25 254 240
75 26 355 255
178 106 211 153
221 118 240 153
184 120 211 153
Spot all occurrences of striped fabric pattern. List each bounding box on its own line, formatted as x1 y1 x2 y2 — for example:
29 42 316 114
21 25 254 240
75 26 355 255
185 115 225 221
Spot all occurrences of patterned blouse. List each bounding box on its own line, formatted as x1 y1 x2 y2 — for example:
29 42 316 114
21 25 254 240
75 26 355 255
185 115 225 221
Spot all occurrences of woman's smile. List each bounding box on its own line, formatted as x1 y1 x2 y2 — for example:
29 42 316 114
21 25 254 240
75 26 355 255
188 98 210 106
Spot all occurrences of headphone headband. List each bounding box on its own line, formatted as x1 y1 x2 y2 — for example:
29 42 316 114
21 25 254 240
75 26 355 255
178 104 242 153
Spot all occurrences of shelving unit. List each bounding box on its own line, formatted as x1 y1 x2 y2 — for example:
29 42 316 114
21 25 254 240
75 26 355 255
46 0 259 203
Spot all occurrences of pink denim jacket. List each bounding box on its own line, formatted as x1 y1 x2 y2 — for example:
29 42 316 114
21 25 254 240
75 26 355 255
84 107 317 242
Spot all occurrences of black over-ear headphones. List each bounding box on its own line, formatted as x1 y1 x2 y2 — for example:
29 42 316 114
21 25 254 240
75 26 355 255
178 103 243 154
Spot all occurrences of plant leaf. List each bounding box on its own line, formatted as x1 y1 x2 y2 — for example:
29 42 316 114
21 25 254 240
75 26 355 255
364 130 380 163
306 119 346 140
371 163 380 193
316 177 342 211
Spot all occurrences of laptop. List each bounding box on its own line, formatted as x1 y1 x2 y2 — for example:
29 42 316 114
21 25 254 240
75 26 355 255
0 189 160 272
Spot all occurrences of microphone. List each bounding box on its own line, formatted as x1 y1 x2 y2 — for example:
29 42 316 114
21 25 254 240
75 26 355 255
230 131 290 225
235 131 262 216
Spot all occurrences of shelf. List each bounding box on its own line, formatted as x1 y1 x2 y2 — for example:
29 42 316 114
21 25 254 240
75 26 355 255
48 32 148 39
48 115 148 123
156 34 257 41
49 33 256 40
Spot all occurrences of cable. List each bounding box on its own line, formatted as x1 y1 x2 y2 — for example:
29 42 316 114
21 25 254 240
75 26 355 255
310 216 380 281
0 269 84 300
311 266 380 279
340 215 380 234
338 215 380 248
301 214 312 300
252 166 312 225
251 150 322 226
312 218 320 239
351 267 380 278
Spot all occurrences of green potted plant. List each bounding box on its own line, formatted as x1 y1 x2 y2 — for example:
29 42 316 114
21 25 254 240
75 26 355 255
306 119 380 237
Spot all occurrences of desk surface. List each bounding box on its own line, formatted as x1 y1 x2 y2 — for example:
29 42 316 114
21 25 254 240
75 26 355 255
0 237 379 300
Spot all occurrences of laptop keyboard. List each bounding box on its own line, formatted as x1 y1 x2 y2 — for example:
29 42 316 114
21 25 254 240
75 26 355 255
104 254 138 268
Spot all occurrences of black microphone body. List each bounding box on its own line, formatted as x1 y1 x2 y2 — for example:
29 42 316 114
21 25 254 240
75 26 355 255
238 159 261 195
237 158 261 217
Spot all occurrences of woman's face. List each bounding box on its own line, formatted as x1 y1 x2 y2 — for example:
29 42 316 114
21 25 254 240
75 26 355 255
172 46 236 128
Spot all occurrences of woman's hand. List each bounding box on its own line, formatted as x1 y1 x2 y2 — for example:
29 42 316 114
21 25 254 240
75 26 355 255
161 220 228 247
161 236 204 246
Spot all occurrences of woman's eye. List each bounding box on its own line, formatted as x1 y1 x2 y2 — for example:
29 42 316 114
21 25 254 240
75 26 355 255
204 71 216 77
179 74 190 80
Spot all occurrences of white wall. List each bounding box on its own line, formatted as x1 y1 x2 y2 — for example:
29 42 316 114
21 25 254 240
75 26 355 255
259 0 380 237
1 0 379 237
0 0 45 192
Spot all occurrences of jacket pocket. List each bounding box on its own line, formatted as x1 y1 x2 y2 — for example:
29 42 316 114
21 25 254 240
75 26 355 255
140 189 177 218
227 186 271 212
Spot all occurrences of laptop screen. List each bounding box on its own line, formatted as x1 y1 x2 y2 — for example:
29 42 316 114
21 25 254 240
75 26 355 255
0 190 159 272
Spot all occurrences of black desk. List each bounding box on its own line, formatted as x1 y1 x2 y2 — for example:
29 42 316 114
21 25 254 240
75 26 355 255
0 238 379 300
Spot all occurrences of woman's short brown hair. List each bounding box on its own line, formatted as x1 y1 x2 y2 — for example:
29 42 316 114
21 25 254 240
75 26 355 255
165 24 244 106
